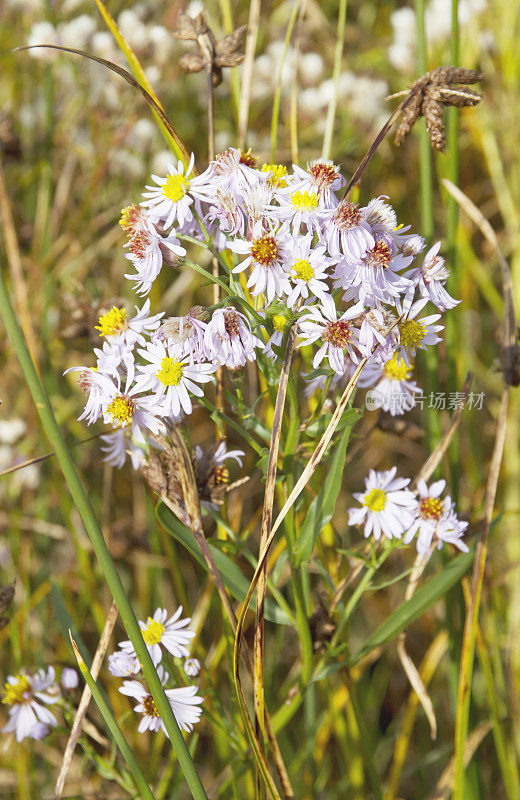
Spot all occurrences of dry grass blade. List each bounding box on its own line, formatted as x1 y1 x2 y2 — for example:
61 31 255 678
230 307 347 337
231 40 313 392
255 324 297 752
0 153 39 367
385 632 449 800
429 722 492 800
14 45 192 171
54 601 118 799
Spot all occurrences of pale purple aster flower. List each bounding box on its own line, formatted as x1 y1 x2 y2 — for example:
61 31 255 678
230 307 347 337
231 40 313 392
203 190 246 250
289 159 345 208
141 153 197 230
395 297 443 366
100 430 146 470
198 147 264 200
203 307 263 369
108 648 141 678
155 307 208 362
61 668 79 690
359 353 421 416
348 467 417 541
229 221 292 305
404 241 460 310
2 668 60 742
334 238 413 308
298 295 366 374
324 199 375 261
119 665 203 734
120 607 195 667
136 341 216 418
403 479 469 557
285 235 334 308
124 226 186 296
65 367 117 426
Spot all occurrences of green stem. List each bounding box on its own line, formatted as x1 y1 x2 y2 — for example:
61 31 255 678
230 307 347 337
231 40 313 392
0 264 208 800
71 637 156 800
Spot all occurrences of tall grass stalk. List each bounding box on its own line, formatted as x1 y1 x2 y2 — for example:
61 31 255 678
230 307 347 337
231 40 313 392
321 0 348 161
0 264 209 800
270 0 301 161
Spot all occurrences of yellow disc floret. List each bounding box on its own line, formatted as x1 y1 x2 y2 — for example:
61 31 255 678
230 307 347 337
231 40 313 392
290 190 318 210
162 173 190 202
250 234 278 267
107 396 135 426
156 357 184 386
3 674 31 706
399 319 427 350
95 307 127 338
383 353 412 381
293 259 314 282
261 163 288 188
272 314 288 332
364 488 387 512
419 497 443 520
142 617 165 645
143 694 161 717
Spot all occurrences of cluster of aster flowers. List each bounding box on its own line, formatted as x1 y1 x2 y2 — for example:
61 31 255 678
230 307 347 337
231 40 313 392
69 147 460 471
108 607 203 735
347 468 469 557
2 666 78 743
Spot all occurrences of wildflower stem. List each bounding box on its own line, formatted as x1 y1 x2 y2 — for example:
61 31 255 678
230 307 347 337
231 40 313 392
0 264 209 800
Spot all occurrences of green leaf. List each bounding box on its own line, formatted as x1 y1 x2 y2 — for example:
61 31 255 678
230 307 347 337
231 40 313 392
292 420 355 566
347 547 475 666
156 501 292 625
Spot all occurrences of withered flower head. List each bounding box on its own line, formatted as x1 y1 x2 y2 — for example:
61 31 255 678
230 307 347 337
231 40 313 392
394 66 483 152
174 11 247 87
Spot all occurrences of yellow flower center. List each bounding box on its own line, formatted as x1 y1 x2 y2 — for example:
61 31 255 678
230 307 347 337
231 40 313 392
162 173 190 202
383 353 412 381
3 675 31 706
119 204 139 231
142 617 165 645
272 314 287 332
143 694 161 717
106 396 135 426
399 319 427 349
293 259 314 282
261 163 288 188
156 357 183 386
95 307 127 338
364 488 387 512
419 497 443 520
290 190 318 210
250 234 278 267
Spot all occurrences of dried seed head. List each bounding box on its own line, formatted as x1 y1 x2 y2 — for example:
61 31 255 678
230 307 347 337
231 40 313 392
394 65 483 152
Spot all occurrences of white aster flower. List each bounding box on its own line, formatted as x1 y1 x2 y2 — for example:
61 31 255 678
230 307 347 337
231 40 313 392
396 297 443 366
284 235 334 308
136 341 216 418
348 467 416 540
404 241 460 310
198 147 264 201
2 668 60 742
289 160 344 208
119 665 202 734
204 307 262 369
229 221 292 305
94 299 163 356
100 430 146 470
360 353 421 416
298 295 365 374
269 184 325 233
100 370 166 444
120 607 195 667
61 668 79 690
108 648 141 678
155 307 208 362
183 658 201 677
141 154 198 230
404 479 469 557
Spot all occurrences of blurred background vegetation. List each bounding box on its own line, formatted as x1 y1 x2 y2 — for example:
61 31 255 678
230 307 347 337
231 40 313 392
1 0 519 798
